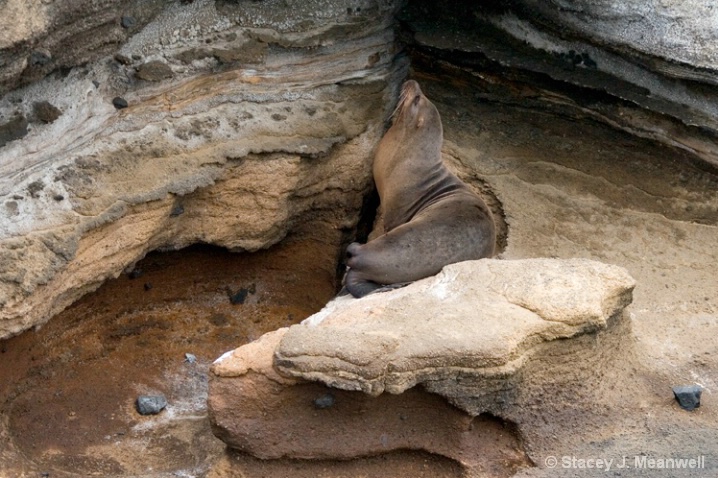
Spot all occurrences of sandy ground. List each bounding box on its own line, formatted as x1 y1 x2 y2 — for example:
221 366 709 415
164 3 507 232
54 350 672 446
1 67 718 477
419 70 718 477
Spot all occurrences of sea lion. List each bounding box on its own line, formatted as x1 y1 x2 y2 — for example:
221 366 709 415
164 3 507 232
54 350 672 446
344 80 496 298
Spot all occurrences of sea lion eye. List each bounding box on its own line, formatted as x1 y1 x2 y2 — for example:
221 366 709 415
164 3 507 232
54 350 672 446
412 95 421 106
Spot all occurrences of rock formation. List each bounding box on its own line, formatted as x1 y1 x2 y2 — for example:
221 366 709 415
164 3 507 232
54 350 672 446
0 0 407 338
2 0 717 338
401 0 718 170
2 0 718 475
208 258 636 474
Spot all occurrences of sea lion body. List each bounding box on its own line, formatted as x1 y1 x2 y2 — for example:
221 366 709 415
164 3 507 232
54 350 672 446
344 80 496 298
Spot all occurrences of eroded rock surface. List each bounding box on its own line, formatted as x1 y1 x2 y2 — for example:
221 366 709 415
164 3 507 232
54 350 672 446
0 0 407 338
277 259 634 400
2 1 718 476
209 258 635 472
401 0 718 169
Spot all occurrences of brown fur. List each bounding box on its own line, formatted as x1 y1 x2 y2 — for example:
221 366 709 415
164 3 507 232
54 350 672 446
344 80 496 298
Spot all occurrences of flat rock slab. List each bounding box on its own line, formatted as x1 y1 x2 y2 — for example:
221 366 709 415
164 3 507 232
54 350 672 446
209 258 635 470
274 258 635 399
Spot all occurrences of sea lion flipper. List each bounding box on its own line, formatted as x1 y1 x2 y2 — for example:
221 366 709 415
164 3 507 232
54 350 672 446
373 282 412 294
344 269 383 298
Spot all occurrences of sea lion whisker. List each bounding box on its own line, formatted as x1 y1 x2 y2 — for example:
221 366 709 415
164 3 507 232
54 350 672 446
390 86 410 121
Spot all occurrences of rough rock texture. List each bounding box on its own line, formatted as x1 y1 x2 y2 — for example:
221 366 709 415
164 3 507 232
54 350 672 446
2 0 718 476
418 72 718 477
401 0 718 169
3 0 718 338
0 0 407 338
211 336 532 476
209 258 635 471
276 259 634 400
517 0 718 72
0 0 167 94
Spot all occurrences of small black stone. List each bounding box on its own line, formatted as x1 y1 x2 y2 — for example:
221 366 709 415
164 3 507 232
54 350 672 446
128 268 143 280
121 16 136 29
136 395 167 415
229 288 250 305
112 97 128 109
170 205 184 217
30 50 51 66
53 194 64 201
313 393 335 410
143 282 153 291
673 384 702 411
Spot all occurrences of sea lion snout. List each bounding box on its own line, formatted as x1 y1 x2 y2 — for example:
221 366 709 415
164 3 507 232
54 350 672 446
399 80 422 109
401 80 421 96
395 80 430 129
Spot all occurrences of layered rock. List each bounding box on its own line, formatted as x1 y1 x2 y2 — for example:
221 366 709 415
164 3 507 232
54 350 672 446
208 258 635 473
0 0 166 94
0 0 407 338
401 0 718 170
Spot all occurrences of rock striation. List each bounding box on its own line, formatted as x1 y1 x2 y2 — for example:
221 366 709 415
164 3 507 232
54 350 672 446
2 0 717 342
208 258 635 472
401 0 718 170
0 0 407 338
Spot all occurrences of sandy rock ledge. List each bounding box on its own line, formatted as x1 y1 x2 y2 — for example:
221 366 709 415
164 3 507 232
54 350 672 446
208 258 636 475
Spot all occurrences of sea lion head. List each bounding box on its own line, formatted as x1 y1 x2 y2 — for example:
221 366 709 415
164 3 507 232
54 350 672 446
392 80 441 134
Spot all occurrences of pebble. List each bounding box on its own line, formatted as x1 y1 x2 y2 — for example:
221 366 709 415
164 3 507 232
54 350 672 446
313 393 335 409
184 353 197 364
673 384 702 411
229 288 249 305
136 395 167 415
121 16 136 29
170 205 184 217
112 97 128 109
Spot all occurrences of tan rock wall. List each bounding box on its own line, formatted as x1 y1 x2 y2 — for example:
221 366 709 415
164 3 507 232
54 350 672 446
0 0 407 338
